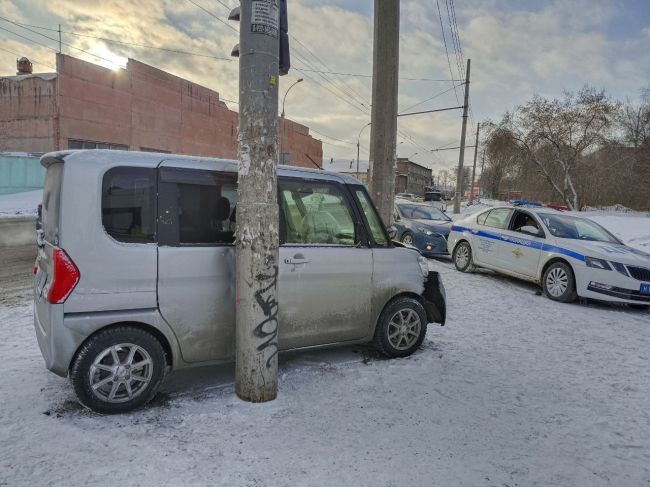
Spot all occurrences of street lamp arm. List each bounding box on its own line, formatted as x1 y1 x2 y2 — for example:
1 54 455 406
281 78 303 118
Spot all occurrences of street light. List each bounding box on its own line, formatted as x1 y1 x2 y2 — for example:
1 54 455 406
356 121 372 180
280 78 303 164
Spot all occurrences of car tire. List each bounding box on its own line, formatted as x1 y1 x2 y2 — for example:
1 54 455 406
400 232 414 246
373 297 428 358
542 262 577 303
70 326 167 414
453 241 473 272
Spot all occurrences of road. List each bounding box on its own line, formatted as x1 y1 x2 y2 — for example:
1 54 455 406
0 249 649 486
0 244 36 306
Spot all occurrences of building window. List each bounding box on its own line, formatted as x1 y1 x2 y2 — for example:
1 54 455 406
69 139 128 150
140 147 171 153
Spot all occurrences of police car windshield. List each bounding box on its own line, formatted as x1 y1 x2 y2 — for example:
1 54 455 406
398 204 450 221
538 213 621 244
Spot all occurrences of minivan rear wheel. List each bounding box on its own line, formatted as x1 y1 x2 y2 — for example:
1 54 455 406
70 326 167 414
373 297 428 358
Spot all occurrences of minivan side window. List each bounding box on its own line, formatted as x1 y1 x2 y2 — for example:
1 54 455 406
102 167 156 243
354 188 389 247
482 208 513 230
158 167 237 246
279 179 356 245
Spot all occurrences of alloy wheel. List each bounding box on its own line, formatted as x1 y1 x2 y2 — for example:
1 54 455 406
387 309 422 350
546 267 569 297
89 343 154 403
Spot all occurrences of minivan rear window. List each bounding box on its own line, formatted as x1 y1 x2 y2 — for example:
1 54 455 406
102 167 156 243
42 163 63 244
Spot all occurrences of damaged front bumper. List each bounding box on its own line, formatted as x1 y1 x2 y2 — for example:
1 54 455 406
422 271 446 325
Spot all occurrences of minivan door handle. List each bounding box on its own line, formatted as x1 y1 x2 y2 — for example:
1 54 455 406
284 253 311 270
284 258 311 265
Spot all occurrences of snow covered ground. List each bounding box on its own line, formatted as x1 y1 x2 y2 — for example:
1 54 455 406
1 257 649 486
0 190 41 218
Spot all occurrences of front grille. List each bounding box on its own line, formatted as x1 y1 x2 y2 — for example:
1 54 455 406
627 266 650 281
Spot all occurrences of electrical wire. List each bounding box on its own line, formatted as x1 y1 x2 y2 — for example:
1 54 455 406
185 0 238 33
0 17 124 67
0 45 55 70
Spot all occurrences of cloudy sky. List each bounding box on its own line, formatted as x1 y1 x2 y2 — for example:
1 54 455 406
1 0 649 174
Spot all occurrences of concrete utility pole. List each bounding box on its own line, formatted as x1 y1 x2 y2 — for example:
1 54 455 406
368 0 400 225
469 122 480 205
453 58 471 214
479 148 485 195
235 0 280 402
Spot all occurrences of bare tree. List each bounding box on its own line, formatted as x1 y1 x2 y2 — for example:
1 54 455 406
505 87 618 210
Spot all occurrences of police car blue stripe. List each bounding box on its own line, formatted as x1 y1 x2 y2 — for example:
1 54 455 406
450 225 586 262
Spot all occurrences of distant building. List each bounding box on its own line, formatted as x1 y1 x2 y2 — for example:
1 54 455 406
395 158 432 196
0 54 322 169
324 158 370 184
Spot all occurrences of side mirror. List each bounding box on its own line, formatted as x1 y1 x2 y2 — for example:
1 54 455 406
387 225 397 240
520 225 541 237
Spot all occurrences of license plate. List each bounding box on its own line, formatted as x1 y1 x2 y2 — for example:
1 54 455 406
641 283 650 295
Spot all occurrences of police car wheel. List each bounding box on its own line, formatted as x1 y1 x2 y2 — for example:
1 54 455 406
453 241 473 272
542 262 577 303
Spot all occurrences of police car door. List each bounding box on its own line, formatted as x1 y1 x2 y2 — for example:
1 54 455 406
472 208 513 267
497 210 543 278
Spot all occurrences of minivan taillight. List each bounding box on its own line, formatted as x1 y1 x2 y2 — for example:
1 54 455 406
47 249 80 304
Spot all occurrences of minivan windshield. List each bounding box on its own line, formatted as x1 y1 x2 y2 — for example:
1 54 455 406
397 204 451 222
538 213 621 244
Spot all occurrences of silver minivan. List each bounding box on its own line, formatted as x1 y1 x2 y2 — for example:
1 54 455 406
34 150 446 413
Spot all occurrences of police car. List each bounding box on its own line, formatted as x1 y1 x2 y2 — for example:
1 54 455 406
447 206 650 306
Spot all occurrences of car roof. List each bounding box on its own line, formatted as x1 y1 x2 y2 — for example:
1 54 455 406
40 149 362 185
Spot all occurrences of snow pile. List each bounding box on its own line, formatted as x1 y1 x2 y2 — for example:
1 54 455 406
0 190 41 218
581 213 650 252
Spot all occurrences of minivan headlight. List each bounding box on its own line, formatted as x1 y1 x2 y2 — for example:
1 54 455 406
585 256 612 271
417 227 434 236
417 255 429 277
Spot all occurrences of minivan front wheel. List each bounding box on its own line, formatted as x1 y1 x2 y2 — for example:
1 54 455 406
374 297 428 358
70 326 167 414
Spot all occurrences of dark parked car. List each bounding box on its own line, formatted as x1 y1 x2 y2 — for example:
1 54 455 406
393 201 453 257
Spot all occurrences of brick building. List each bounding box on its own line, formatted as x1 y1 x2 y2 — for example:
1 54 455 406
0 54 322 168
394 157 432 196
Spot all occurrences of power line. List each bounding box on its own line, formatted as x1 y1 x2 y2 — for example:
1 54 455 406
435 0 460 105
399 82 464 114
295 67 462 82
0 45 55 70
0 16 124 67
4 20 236 62
185 0 238 33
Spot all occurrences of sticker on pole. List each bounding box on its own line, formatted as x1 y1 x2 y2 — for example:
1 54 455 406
251 0 279 38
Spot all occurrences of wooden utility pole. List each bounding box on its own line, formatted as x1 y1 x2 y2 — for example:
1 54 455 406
453 58 471 214
368 0 400 225
469 122 480 205
234 0 280 402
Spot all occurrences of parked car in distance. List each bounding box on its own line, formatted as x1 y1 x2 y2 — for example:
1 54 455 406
448 205 650 306
396 192 417 200
424 191 447 212
393 200 453 257
33 150 447 413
